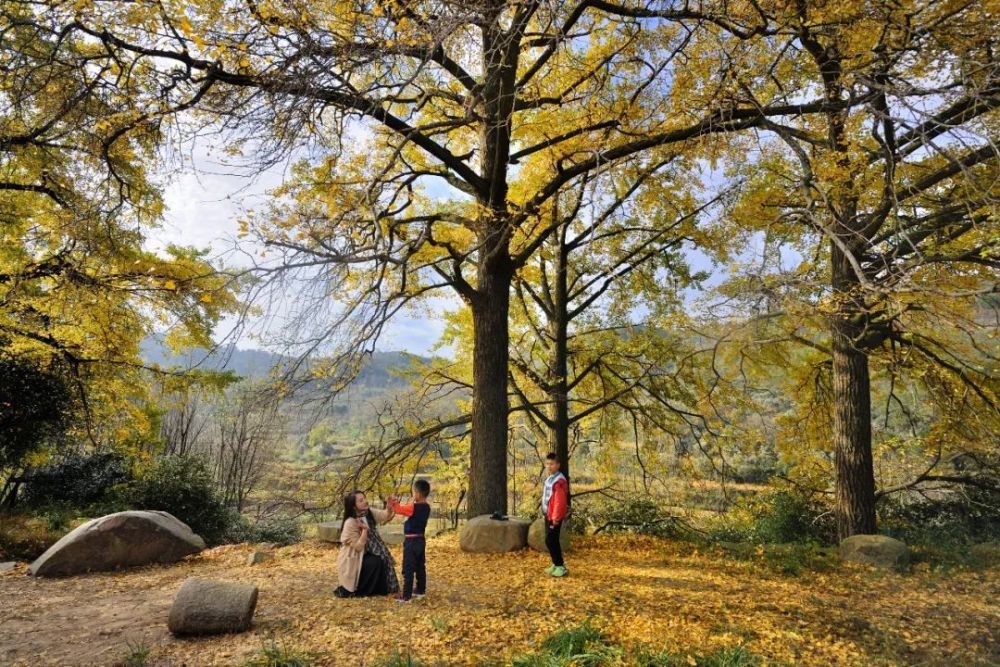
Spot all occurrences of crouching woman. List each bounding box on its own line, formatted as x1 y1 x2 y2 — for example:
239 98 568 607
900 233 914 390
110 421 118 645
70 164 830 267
334 491 400 597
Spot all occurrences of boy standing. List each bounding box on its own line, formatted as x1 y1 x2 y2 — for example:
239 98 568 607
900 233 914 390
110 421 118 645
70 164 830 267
388 479 431 601
541 452 569 577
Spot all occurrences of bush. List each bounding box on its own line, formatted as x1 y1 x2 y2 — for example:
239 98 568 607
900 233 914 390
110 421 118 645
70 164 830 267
0 356 74 473
225 514 302 546
21 452 130 509
573 497 691 539
708 489 835 545
124 455 234 545
879 483 1000 546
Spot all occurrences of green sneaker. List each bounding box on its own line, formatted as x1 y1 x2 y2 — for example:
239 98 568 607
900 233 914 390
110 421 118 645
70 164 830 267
551 566 568 577
544 564 556 575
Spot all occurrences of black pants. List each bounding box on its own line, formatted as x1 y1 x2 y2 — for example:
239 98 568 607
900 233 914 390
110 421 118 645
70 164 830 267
402 536 426 598
545 521 564 567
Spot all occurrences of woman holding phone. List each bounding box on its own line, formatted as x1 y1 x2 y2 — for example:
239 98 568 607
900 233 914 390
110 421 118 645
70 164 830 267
334 491 400 597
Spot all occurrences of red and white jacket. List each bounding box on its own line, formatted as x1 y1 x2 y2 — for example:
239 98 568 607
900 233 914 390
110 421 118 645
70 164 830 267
541 472 568 524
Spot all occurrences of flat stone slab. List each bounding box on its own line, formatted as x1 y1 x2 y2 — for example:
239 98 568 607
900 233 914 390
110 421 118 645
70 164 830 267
168 577 258 636
29 510 205 577
528 518 571 553
317 521 343 542
316 521 404 545
460 514 530 553
0 561 18 574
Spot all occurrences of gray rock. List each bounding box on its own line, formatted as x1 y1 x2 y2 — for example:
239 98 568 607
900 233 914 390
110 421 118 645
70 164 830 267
527 518 571 553
28 511 205 577
316 521 342 543
839 534 910 570
0 561 18 574
246 551 273 566
459 515 530 553
168 577 258 636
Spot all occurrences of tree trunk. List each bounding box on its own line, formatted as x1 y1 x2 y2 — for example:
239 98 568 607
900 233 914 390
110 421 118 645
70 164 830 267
467 258 512 517
830 244 877 539
548 233 571 495
465 7 519 518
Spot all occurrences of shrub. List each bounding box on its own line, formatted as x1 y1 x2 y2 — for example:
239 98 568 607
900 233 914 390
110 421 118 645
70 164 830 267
879 483 1000 546
574 497 691 539
0 356 74 474
708 489 835 545
225 514 302 546
124 455 234 545
21 452 130 509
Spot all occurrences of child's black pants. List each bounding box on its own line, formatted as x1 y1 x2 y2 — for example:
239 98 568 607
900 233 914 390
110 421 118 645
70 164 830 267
545 521 564 567
402 536 426 597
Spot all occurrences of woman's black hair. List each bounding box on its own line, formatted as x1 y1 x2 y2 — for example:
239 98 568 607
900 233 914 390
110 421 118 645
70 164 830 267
342 491 377 536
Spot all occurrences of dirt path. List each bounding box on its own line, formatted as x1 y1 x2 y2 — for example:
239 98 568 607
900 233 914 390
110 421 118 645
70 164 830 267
1 537 997 666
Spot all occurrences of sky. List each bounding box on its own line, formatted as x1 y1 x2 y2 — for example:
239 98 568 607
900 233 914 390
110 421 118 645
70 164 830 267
156 146 451 356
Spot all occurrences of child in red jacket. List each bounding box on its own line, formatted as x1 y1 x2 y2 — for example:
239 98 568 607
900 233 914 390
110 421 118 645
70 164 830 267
541 452 569 577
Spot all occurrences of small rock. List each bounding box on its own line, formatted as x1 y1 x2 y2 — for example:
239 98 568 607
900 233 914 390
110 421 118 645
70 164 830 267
0 561 18 573
839 534 910 570
168 577 258 636
459 514 530 553
246 551 273 566
527 518 571 553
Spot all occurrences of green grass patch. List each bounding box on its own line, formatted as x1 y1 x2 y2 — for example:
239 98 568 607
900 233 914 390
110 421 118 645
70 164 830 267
507 623 763 667
373 650 427 667
243 640 319 667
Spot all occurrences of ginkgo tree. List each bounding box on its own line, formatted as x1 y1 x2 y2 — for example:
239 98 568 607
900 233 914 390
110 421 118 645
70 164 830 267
0 3 239 448
705 1 999 537
52 0 859 515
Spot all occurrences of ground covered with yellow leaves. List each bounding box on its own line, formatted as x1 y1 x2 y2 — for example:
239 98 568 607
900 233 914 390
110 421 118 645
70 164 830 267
1 534 997 666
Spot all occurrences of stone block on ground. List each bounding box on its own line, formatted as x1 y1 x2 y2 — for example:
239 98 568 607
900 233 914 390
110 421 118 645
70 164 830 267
246 551 273 566
527 518 571 553
168 577 258 636
459 514 530 553
316 521 342 543
0 561 18 574
28 511 205 577
839 534 910 570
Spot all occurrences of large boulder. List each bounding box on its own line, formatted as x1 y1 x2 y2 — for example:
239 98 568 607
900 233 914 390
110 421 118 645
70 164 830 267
839 534 910 570
28 510 205 577
168 577 258 636
527 518 571 553
459 515 530 553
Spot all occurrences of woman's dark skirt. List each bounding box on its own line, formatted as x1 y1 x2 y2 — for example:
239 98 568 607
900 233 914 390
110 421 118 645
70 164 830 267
353 552 390 596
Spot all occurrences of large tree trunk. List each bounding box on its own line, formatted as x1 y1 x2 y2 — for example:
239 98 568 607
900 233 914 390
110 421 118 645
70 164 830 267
467 255 512 517
465 6 519 518
830 245 877 538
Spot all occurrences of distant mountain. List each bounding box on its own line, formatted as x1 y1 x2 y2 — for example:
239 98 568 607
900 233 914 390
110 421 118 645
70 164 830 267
140 335 425 388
